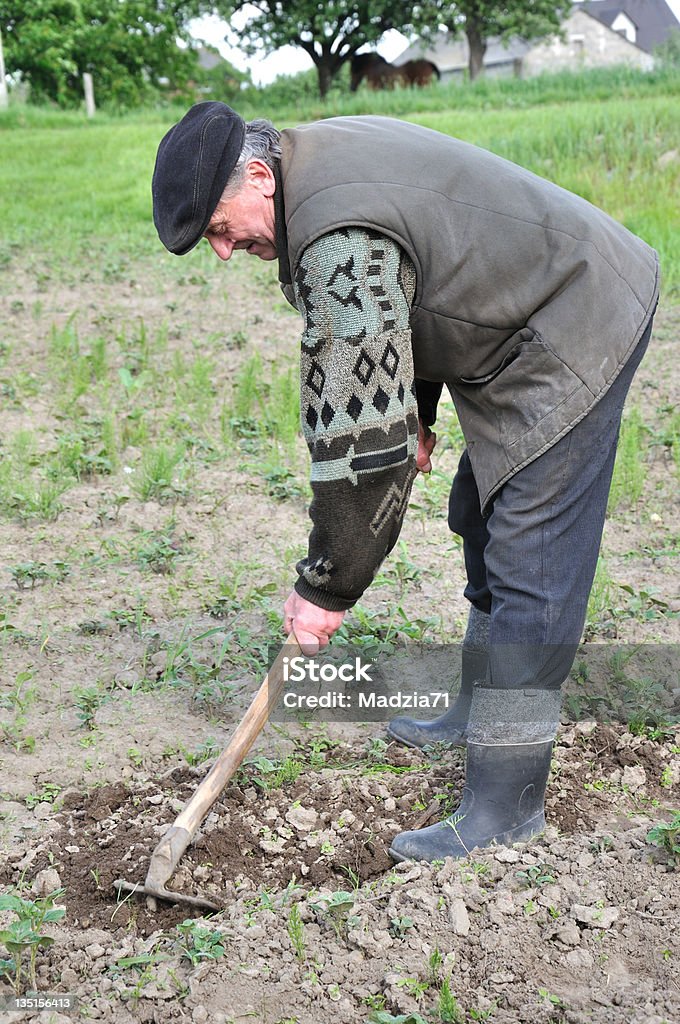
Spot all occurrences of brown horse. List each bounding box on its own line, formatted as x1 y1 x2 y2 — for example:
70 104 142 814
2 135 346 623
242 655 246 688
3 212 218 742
350 53 440 92
403 59 441 87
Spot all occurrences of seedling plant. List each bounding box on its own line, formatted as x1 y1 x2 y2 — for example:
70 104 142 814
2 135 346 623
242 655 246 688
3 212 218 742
0 888 65 994
175 919 226 966
646 812 680 865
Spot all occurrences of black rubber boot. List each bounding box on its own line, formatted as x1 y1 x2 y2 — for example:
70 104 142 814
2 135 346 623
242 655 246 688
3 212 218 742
389 685 560 863
387 606 489 749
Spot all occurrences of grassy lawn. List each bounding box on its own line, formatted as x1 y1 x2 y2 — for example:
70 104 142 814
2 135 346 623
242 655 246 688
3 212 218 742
1 67 679 293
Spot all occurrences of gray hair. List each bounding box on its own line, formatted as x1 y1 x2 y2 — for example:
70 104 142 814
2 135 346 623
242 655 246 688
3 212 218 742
222 119 281 199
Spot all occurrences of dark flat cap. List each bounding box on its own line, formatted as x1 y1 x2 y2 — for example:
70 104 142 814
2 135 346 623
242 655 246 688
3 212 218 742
152 101 246 255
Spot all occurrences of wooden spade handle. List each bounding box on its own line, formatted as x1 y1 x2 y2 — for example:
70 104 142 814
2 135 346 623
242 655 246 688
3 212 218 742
173 632 300 835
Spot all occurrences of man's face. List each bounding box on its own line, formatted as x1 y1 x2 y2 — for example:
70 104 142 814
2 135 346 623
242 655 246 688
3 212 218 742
204 159 277 262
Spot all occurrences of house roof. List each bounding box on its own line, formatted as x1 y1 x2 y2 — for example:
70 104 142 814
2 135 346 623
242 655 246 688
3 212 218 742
585 6 636 28
580 0 680 51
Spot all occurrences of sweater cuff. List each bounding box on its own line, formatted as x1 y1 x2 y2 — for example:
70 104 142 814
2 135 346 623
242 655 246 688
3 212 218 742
294 578 358 612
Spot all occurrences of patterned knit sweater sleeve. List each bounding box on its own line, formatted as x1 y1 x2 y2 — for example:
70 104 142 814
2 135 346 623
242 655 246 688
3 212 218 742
292 227 419 612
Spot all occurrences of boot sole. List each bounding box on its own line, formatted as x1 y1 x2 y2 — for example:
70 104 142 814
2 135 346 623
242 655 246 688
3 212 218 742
388 813 546 864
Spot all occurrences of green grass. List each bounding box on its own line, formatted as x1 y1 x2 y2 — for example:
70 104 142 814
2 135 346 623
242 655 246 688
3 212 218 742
133 443 186 502
226 351 301 454
608 406 648 512
0 431 69 522
585 557 616 637
1 66 678 293
246 62 680 121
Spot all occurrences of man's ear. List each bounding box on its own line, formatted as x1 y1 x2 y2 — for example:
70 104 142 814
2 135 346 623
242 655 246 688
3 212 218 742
247 159 276 198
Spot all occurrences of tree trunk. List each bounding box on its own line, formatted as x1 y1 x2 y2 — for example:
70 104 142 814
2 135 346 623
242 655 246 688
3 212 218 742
466 22 487 81
315 58 334 99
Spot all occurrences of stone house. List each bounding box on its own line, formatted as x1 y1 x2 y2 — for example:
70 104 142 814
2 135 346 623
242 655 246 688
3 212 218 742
396 5 662 80
580 0 680 52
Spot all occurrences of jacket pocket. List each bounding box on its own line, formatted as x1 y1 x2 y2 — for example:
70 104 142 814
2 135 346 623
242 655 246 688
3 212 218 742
456 332 584 446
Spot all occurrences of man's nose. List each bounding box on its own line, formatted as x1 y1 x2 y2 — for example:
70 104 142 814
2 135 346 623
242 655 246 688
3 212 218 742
206 235 234 261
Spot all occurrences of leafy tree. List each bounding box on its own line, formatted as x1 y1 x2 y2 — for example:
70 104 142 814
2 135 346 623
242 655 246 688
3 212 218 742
653 28 680 69
213 0 421 98
419 0 566 80
74 0 208 108
0 0 82 104
0 0 210 107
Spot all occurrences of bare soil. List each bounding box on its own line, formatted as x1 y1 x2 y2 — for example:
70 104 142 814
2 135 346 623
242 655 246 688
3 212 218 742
0 250 678 1024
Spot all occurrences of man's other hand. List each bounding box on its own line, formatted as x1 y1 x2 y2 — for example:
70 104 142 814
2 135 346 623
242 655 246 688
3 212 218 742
283 592 345 655
416 418 436 473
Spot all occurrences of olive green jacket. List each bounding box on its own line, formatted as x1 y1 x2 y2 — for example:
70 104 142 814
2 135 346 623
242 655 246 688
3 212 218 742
278 116 659 511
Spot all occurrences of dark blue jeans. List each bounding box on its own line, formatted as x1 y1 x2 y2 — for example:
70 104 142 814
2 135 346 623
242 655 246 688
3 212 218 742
448 315 654 690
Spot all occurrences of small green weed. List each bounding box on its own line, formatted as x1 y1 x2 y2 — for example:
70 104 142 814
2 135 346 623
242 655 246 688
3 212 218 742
0 671 35 712
566 651 677 733
585 562 677 639
106 602 152 635
108 951 170 976
429 947 444 985
389 915 415 937
646 812 680 865
409 469 451 521
246 755 304 791
287 903 306 961
48 320 109 408
227 352 300 454
157 625 243 707
335 603 437 657
538 987 564 1007
9 561 70 590
133 444 186 503
0 721 36 754
515 863 556 888
617 584 675 622
204 569 276 618
180 738 219 766
133 526 185 574
227 329 248 350
369 946 467 1024
73 686 108 730
175 919 226 965
263 465 306 502
310 890 356 938
94 493 129 526
25 783 61 810
0 888 66 995
56 417 117 480
0 669 37 753
375 540 421 596
585 557 616 637
438 979 465 1023
395 975 430 997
